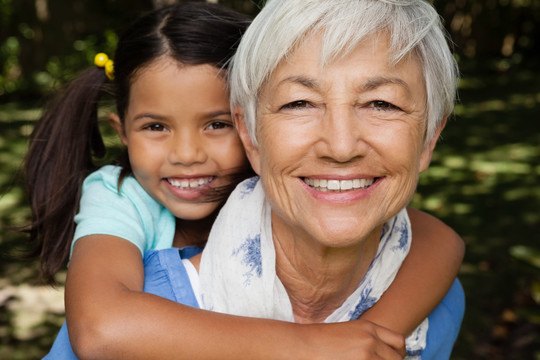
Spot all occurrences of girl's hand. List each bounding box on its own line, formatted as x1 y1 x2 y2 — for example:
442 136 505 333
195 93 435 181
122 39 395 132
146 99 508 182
297 320 405 360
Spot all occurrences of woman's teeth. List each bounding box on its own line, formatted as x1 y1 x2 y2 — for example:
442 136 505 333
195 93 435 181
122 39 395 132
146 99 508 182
303 178 375 191
167 177 214 190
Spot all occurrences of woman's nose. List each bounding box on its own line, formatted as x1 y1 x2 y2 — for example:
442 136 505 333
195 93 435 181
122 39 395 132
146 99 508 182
315 106 369 162
167 131 208 166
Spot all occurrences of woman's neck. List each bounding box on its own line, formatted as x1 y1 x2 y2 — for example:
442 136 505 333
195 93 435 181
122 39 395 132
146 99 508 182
273 224 382 324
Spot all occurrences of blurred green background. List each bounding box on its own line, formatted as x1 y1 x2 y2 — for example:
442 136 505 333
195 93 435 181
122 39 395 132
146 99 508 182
1 0 539 359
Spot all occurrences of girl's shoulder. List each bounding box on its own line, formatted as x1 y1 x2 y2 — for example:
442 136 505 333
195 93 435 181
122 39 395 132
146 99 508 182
83 165 141 196
84 165 124 189
80 165 164 217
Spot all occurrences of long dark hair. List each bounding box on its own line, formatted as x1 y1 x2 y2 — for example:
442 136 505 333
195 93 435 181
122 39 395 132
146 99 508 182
24 2 251 284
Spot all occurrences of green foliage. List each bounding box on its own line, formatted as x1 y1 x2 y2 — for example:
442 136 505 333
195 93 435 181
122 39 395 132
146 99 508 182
0 36 21 96
0 99 121 359
34 31 118 93
0 29 118 96
0 0 14 25
410 68 540 359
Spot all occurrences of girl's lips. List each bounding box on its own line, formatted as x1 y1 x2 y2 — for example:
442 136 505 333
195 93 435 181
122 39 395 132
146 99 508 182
163 176 216 200
166 176 215 190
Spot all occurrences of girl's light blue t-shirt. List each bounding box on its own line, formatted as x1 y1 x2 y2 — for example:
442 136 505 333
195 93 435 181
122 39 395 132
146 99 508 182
71 165 176 257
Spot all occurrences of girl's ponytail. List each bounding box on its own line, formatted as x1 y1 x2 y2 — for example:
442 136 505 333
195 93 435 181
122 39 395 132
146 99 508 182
24 2 252 284
24 66 108 284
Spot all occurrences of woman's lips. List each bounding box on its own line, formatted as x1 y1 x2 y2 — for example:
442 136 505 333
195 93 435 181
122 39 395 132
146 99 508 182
303 177 377 192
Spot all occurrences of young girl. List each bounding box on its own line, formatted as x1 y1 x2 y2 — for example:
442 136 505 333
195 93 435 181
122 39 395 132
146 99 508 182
25 2 464 359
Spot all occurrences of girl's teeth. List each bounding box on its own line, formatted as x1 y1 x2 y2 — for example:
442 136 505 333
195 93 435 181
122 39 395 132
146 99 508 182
304 178 375 191
168 177 213 190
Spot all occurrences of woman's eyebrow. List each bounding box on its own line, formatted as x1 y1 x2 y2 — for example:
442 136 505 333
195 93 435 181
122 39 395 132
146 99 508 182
277 75 321 91
361 76 411 94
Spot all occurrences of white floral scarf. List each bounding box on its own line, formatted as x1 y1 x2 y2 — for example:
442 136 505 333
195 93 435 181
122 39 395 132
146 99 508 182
199 177 427 357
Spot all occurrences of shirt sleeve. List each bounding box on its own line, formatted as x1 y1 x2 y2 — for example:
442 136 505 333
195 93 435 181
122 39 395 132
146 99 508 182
421 278 466 359
143 248 201 308
72 166 151 256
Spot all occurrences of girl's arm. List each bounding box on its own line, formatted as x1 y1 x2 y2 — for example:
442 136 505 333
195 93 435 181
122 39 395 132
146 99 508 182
66 207 463 359
361 207 465 336
67 236 405 359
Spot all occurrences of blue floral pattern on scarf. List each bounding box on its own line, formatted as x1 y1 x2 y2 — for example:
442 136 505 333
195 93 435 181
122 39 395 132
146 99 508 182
392 218 409 252
240 176 259 199
349 280 378 319
232 234 262 285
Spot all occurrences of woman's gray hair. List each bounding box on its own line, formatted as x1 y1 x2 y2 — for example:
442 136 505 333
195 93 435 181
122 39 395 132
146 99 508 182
229 0 459 147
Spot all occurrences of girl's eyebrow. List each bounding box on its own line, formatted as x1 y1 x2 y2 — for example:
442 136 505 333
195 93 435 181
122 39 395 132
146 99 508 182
132 112 165 122
132 110 232 122
206 110 232 118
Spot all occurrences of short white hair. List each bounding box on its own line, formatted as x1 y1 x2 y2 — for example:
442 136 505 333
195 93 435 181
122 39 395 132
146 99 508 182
229 0 459 147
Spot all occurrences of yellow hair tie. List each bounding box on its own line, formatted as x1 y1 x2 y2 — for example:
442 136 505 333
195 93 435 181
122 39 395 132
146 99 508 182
94 52 115 80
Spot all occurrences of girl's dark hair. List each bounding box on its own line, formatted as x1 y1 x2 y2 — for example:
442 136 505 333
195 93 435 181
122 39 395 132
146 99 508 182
24 2 251 284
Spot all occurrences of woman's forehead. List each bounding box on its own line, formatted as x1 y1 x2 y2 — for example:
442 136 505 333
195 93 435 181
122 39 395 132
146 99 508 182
268 33 424 91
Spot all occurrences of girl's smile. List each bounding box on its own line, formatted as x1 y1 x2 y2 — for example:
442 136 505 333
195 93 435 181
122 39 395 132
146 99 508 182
164 176 216 200
166 176 215 190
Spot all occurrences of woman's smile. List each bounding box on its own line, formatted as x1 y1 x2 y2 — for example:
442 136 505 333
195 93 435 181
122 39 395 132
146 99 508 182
302 177 378 191
299 176 383 204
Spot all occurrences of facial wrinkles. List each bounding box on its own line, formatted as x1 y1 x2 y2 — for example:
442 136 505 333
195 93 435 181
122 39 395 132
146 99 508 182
258 127 301 218
251 32 431 259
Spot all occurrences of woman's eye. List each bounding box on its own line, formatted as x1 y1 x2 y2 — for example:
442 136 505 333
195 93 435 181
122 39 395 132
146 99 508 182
280 100 312 110
144 123 167 131
370 100 401 111
206 121 232 130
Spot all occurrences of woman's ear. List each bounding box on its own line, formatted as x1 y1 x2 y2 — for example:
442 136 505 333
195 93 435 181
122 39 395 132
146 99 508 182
108 113 128 146
419 117 447 173
233 106 261 175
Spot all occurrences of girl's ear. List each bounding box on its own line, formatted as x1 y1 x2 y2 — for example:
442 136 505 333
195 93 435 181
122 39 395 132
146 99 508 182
108 113 128 146
419 117 447 173
233 106 261 175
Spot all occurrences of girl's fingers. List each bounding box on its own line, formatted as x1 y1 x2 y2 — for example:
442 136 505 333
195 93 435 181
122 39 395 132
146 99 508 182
375 325 406 357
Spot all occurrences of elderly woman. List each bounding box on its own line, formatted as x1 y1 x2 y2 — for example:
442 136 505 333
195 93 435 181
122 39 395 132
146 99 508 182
46 1 464 359
198 0 463 357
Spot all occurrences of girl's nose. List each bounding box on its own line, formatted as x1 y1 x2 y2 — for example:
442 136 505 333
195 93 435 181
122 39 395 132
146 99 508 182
167 131 208 166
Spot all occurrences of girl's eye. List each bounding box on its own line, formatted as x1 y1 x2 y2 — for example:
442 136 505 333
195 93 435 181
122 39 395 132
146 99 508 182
144 123 167 131
370 100 401 111
280 100 312 110
206 121 232 130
